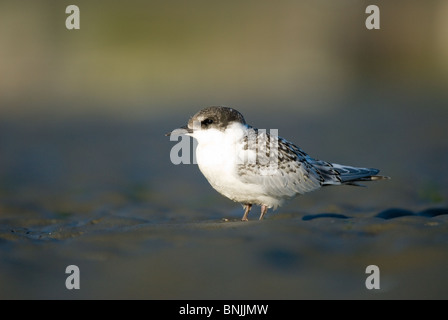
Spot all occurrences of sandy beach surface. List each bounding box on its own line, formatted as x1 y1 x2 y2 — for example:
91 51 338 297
1 95 447 300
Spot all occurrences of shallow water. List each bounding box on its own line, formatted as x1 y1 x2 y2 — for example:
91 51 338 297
1 98 448 299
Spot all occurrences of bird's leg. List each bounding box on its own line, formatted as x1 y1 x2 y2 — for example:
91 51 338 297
259 205 268 220
241 204 252 221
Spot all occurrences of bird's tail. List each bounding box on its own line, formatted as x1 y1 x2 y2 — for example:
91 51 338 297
314 162 390 187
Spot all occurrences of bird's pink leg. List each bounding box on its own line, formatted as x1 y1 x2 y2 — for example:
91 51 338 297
259 205 268 220
241 204 252 221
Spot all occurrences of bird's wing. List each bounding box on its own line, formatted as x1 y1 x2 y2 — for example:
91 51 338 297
235 129 323 197
312 161 385 186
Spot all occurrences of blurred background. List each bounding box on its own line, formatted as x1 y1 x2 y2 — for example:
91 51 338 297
1 0 447 119
0 0 447 299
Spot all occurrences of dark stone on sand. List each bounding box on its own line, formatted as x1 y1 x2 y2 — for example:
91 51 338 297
375 208 414 219
418 207 448 217
302 213 350 221
376 207 448 219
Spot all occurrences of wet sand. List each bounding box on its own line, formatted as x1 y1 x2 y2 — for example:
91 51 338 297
1 96 448 299
1 205 448 299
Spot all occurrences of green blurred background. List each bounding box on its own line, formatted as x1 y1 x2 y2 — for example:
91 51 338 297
1 0 447 120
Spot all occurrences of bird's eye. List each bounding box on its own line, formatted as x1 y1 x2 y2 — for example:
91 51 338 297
201 118 213 127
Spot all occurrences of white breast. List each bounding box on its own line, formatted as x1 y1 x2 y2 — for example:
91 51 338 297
192 123 285 208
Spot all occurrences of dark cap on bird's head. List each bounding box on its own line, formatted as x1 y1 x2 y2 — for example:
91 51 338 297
166 106 246 136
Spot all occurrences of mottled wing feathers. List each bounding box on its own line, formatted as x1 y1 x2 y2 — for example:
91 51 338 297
236 128 385 197
236 128 323 197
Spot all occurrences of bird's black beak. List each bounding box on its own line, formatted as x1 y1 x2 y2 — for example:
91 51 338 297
165 125 193 136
